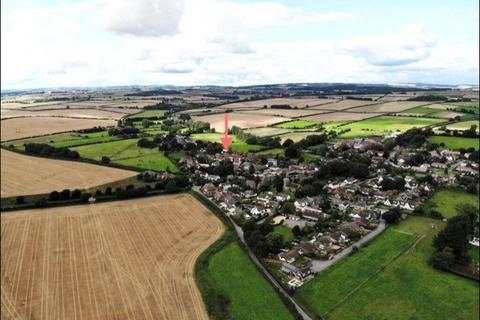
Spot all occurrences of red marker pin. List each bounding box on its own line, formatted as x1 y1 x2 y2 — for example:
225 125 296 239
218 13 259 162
221 112 232 149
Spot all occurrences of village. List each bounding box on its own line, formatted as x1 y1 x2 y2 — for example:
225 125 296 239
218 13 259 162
173 133 480 288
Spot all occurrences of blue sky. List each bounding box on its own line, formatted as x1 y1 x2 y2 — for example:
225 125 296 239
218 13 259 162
2 0 479 89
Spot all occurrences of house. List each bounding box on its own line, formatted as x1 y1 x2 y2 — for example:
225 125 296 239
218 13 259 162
302 211 323 222
280 262 312 279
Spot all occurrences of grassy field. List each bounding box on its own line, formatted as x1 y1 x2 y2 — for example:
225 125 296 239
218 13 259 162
275 120 318 129
257 148 285 157
191 133 264 152
126 109 166 119
273 225 294 244
326 217 479 320
400 106 442 116
5 131 120 149
204 241 294 320
72 139 178 172
445 102 479 114
295 228 415 318
338 116 443 138
423 188 479 218
427 136 479 150
446 120 480 131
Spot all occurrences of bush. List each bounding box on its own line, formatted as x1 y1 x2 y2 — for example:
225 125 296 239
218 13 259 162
101 156 111 164
71 189 82 199
34 198 47 208
430 247 455 270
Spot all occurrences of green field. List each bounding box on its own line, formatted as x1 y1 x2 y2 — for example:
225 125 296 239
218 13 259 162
257 148 285 157
191 133 263 152
446 102 479 114
127 109 166 119
338 116 443 138
71 139 178 172
423 189 479 218
295 228 415 318
297 216 479 320
201 241 294 320
427 136 479 150
400 106 442 116
275 120 317 129
446 120 480 131
272 225 294 244
4 131 120 149
327 217 479 320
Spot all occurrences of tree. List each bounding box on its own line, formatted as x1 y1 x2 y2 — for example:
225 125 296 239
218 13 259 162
101 156 111 164
282 139 294 148
292 225 302 237
249 164 255 175
456 203 478 233
383 208 401 224
71 189 82 199
165 179 178 192
60 189 71 200
349 162 369 179
433 214 471 265
266 233 284 253
430 247 455 270
49 191 60 201
16 196 25 205
280 202 296 215
285 144 301 158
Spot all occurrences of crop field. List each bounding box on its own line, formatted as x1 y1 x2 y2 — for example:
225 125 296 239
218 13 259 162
1 117 116 141
0 108 125 120
190 133 263 152
444 102 480 114
240 108 327 118
192 113 286 132
275 120 318 129
0 149 136 197
309 99 376 111
71 139 178 172
427 136 479 150
217 98 335 110
278 131 321 142
445 120 480 131
338 116 443 138
423 188 479 218
351 101 430 113
1 194 223 320
325 217 480 320
126 110 166 119
302 112 381 122
203 241 294 320
244 127 292 137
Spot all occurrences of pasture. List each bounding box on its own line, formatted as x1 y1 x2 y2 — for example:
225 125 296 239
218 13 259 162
325 217 479 320
190 133 263 152
6 131 120 149
71 139 178 172
1 194 223 320
351 101 430 113
445 102 479 114
244 127 292 137
423 188 479 218
126 110 166 119
0 149 136 197
338 116 442 138
192 113 286 132
1 117 116 141
445 120 479 131
302 112 381 122
427 136 479 150
275 120 318 129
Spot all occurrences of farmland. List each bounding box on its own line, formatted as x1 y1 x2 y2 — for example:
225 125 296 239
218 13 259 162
191 133 263 152
1 117 116 141
5 131 120 149
0 108 125 120
351 101 429 113
275 120 318 129
338 116 443 138
302 112 379 122
192 113 286 132
0 149 136 197
240 108 327 118
309 99 375 111
71 139 179 172
200 241 294 320
244 127 291 137
445 120 480 131
1 194 223 320
423 188 479 218
126 109 166 119
427 136 479 150
297 217 480 320
217 98 335 110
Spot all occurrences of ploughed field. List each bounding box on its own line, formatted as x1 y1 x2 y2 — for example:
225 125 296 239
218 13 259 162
1 194 224 320
0 149 136 197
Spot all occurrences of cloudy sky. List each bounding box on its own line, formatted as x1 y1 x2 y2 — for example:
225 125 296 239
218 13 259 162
2 0 479 89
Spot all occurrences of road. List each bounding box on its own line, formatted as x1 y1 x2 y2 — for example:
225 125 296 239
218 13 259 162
311 220 386 273
192 187 314 320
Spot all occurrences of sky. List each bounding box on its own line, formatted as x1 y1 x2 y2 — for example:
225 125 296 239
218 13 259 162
1 0 479 89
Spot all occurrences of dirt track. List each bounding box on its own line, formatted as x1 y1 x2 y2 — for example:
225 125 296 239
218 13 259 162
1 194 224 320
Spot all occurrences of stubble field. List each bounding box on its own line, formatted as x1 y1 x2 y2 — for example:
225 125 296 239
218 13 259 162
1 194 224 320
0 149 136 197
192 113 286 132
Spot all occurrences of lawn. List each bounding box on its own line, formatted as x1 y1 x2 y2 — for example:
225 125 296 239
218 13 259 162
423 188 479 218
275 120 318 129
127 109 166 119
427 136 479 150
338 116 443 138
272 225 294 244
191 133 263 152
204 241 294 320
326 216 479 320
5 131 120 149
295 228 415 318
72 139 178 172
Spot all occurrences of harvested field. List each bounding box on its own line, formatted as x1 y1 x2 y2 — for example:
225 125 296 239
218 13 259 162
351 101 430 113
239 108 328 118
445 120 480 131
192 113 286 132
0 149 136 197
1 117 116 141
309 99 376 111
244 127 292 137
1 194 224 320
302 112 381 122
0 108 125 120
217 98 335 110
